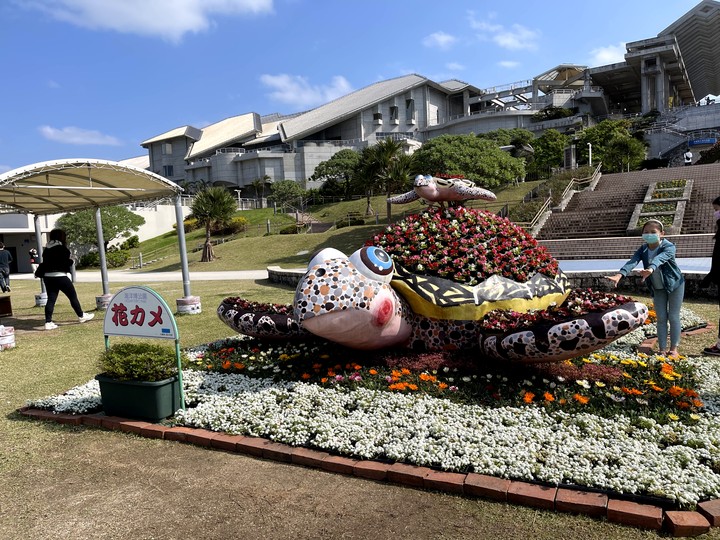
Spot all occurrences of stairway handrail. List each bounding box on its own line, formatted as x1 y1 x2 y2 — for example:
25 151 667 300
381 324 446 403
560 162 603 200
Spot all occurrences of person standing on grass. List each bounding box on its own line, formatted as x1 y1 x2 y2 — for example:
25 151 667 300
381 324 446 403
606 219 685 357
40 228 94 330
29 247 39 274
0 243 13 293
701 196 720 356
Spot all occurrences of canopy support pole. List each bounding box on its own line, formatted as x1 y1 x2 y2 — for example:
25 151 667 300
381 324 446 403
33 215 47 307
174 194 201 314
94 207 113 310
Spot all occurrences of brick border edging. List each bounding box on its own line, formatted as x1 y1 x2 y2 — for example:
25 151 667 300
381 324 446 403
16 407 716 537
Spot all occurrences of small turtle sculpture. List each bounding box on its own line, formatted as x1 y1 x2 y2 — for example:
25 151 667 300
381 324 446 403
218 207 648 363
387 174 496 206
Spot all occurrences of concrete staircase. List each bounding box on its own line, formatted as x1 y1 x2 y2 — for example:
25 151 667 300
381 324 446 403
534 163 720 259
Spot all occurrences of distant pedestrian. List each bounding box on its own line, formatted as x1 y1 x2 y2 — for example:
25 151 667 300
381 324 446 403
701 196 720 356
606 219 685 357
39 229 94 330
0 243 13 293
28 247 39 273
684 149 693 166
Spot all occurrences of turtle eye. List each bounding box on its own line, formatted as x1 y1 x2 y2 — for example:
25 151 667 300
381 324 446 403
349 246 394 283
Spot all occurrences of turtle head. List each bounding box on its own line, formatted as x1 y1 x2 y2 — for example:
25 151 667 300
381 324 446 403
413 174 433 187
294 246 411 349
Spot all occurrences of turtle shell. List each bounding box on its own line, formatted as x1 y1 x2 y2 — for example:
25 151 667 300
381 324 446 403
370 206 571 321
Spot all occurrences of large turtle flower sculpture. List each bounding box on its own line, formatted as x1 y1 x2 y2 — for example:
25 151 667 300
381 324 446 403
218 206 648 363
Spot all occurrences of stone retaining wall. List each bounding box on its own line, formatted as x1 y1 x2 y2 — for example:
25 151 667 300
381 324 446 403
268 266 718 300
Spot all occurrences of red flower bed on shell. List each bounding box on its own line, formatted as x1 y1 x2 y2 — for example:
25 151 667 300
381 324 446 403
370 206 558 285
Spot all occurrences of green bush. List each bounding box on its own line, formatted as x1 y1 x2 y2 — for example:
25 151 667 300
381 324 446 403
335 217 365 229
119 235 140 249
98 342 188 382
213 216 248 235
279 223 308 234
78 249 129 269
175 218 199 233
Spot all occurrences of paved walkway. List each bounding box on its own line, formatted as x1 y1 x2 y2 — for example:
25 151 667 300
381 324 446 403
10 257 712 285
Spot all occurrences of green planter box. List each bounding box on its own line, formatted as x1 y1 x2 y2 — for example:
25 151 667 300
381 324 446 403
95 374 181 422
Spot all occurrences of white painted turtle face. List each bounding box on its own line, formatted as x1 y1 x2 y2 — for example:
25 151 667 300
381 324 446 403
293 246 411 349
413 174 433 187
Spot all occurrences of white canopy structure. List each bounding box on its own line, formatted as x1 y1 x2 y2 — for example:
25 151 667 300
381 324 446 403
0 159 198 313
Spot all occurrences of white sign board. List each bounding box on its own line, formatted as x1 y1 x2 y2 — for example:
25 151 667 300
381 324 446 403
103 286 178 339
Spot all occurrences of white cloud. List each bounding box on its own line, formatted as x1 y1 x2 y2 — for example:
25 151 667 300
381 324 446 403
20 0 273 43
422 31 457 50
468 11 539 51
498 60 519 68
38 126 122 146
260 74 353 108
446 62 465 71
589 43 626 66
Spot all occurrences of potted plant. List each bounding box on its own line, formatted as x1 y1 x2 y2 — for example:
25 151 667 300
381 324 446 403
95 341 188 421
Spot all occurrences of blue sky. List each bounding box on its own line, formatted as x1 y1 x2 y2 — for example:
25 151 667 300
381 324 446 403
0 0 703 173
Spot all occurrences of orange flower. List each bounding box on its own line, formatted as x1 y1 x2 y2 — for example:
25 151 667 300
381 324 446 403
438 382 448 390
301 373 311 380
233 362 245 370
312 363 322 370
391 370 402 379
661 363 675 374
352 363 362 371
222 360 231 370
543 392 555 402
668 386 684 397
676 401 691 409
523 391 535 403
389 382 406 391
320 377 328 383
559 398 567 405
692 399 704 408
369 369 378 375
419 373 436 382
573 393 590 404
650 385 663 392
684 389 699 398
407 384 418 391
327 370 336 377
401 368 411 376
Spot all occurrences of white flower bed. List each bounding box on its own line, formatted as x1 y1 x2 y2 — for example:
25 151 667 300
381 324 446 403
27 352 720 507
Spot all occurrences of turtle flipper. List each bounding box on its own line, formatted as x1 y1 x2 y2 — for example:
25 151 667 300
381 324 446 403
387 190 420 204
479 301 649 363
217 298 308 339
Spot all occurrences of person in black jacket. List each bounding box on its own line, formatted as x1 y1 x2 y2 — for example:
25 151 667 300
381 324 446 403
40 229 94 330
0 242 13 293
701 196 720 355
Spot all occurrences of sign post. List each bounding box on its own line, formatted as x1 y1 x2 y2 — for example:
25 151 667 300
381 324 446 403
103 285 185 409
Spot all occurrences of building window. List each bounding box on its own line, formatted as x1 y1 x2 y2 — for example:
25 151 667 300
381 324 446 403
373 112 383 126
163 165 174 177
390 106 399 124
405 99 416 124
162 142 173 155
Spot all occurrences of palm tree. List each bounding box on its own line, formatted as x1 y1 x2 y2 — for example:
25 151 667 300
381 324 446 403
250 175 270 207
190 186 237 262
355 138 416 222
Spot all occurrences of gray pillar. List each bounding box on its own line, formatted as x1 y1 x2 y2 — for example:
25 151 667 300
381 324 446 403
95 208 110 295
174 194 201 314
33 215 46 306
94 208 113 310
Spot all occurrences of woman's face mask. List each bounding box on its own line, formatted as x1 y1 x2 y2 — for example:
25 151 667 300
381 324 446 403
714 209 720 221
642 233 660 244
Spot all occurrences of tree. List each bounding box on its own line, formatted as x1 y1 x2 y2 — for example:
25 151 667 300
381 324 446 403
310 149 360 200
268 180 305 209
57 206 145 251
412 134 524 188
602 134 647 173
528 129 569 177
354 138 417 220
190 186 237 262
250 175 270 201
576 119 635 168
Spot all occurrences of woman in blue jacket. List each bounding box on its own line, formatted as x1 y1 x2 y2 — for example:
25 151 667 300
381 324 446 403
606 219 685 357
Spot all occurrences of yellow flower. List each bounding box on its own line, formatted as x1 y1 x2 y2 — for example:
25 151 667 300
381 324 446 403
594 381 606 387
622 372 632 378
690 414 701 421
637 361 647 367
667 413 680 421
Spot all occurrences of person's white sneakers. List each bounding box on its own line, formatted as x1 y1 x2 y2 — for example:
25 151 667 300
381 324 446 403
78 312 95 323
44 322 58 330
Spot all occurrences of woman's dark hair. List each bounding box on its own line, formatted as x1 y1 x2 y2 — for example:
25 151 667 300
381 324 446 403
713 197 720 239
713 196 720 206
49 229 67 245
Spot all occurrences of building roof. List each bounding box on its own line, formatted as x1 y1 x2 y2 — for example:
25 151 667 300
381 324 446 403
186 113 261 160
0 158 181 215
141 125 202 146
660 0 720 100
119 155 150 170
279 74 431 141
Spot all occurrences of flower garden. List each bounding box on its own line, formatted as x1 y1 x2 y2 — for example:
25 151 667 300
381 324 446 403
22 205 720 516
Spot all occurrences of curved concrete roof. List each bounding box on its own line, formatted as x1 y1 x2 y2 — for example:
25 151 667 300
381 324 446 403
0 158 182 215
